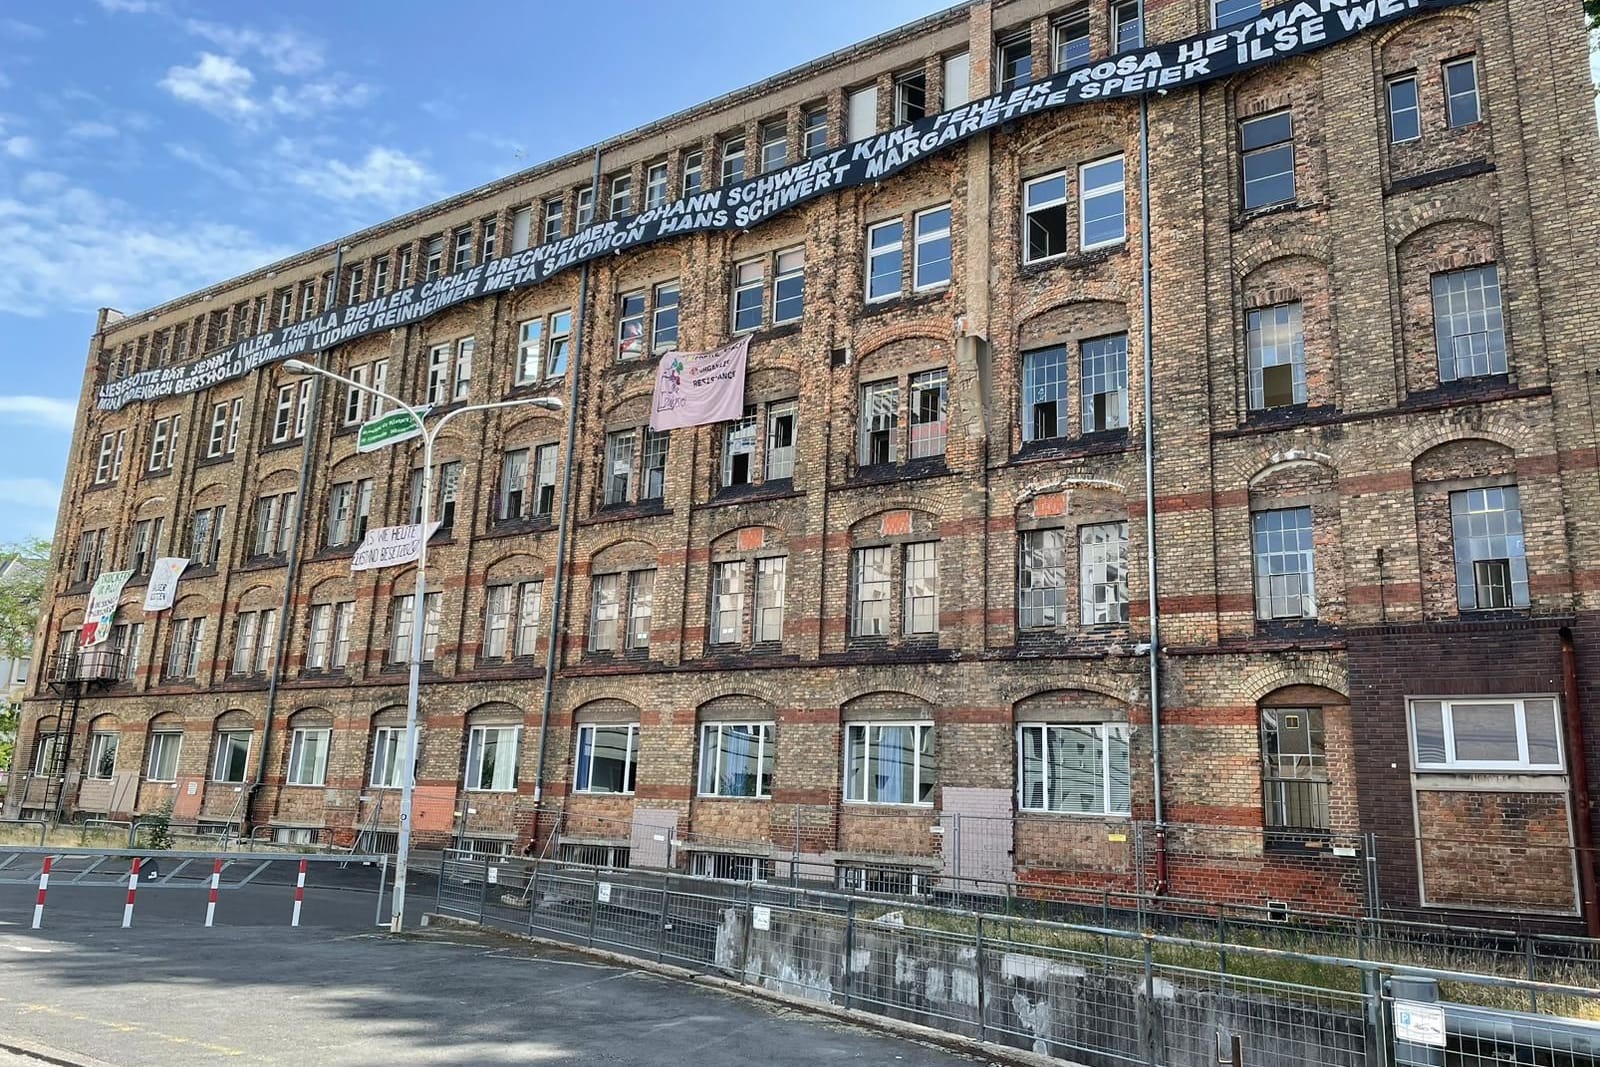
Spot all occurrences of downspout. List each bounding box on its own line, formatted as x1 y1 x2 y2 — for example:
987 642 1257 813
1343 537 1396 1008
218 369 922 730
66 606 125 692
1559 626 1599 938
532 147 602 816
1139 93 1168 895
244 246 341 837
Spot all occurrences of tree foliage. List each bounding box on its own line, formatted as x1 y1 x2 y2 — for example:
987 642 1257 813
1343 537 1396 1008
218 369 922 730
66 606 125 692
1589 0 1600 30
0 538 49 663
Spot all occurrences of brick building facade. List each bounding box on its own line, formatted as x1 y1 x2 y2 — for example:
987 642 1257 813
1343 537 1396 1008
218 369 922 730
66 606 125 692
10 0 1600 927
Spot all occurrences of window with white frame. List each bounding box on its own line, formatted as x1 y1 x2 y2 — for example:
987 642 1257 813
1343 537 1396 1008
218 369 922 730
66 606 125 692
188 505 226 568
1213 0 1261 27
764 400 796 480
576 187 594 227
652 281 679 351
370 360 388 417
425 338 474 404
893 69 926 125
86 731 119 779
326 479 372 548
1021 346 1068 442
212 730 251 783
1443 56 1480 127
617 291 646 359
516 309 571 384
1451 486 1529 611
72 527 105 584
347 263 365 304
271 380 312 443
407 461 461 529
912 206 952 291
732 259 764 332
250 491 298 558
451 228 472 272
852 547 892 637
484 580 543 660
1080 155 1126 250
711 560 745 645
1247 302 1307 409
465 725 519 791
1018 723 1131 815
1023 170 1068 263
390 592 441 664
370 726 408 788
627 570 654 650
301 281 319 317
1081 334 1128 432
698 723 773 798
575 723 638 794
720 399 791 487
147 415 181 472
609 172 632 218
206 398 242 458
373 258 391 297
589 573 620 652
859 380 899 465
424 236 444 280
398 247 414 286
1253 508 1316 620
342 364 370 426
759 121 787 172
532 443 559 516
1432 265 1506 382
1080 522 1129 625
1387 75 1421 143
720 138 745 185
286 727 330 786
904 541 940 634
1053 11 1089 71
111 621 142 682
1240 111 1295 211
146 731 182 781
1019 528 1068 629
542 198 563 243
754 557 785 643
480 217 497 261
1410 696 1561 772
603 430 636 506
231 609 276 675
996 32 1032 93
1111 0 1142 51
93 431 122 485
497 449 529 523
803 108 829 158
866 218 904 302
846 85 877 141
681 151 704 196
126 516 163 576
645 161 669 209
845 721 934 804
305 603 334 670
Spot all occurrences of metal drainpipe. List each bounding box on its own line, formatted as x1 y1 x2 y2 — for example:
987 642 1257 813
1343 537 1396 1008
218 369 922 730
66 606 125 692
244 246 342 837
1139 93 1168 894
532 147 602 818
1560 626 1599 938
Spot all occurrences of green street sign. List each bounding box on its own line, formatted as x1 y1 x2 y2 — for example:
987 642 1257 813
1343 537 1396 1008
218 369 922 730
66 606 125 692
357 408 428 453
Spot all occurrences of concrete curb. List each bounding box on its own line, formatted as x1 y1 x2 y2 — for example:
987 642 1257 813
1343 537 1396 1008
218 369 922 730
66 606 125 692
0 1034 121 1067
420 913 1081 1067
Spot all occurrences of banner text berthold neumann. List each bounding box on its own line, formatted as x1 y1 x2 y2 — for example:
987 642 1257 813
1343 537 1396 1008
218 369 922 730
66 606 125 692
96 0 1469 413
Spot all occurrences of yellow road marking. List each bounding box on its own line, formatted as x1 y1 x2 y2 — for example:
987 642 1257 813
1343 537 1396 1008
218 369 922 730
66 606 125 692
0 997 251 1058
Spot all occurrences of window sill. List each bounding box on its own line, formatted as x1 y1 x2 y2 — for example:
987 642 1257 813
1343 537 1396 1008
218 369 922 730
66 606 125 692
195 452 236 469
841 800 935 810
1238 403 1340 432
1010 429 1130 465
580 502 671 527
238 556 288 573
261 438 307 455
860 288 951 318
1019 810 1131 820
840 459 948 489
1385 157 1493 196
695 794 772 802
140 467 174 483
506 379 567 399
1234 199 1318 229
1020 242 1125 276
571 791 637 799
485 516 557 537
704 482 800 509
1401 373 1515 409
1263 830 1337 855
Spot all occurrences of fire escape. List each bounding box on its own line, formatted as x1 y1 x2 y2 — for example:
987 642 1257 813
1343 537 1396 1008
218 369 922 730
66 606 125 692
29 646 122 820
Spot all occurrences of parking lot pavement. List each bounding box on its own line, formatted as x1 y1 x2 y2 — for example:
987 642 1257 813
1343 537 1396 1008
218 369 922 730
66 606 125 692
0 922 993 1067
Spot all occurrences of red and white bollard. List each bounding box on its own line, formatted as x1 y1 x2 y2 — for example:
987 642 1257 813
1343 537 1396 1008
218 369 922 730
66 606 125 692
31 856 51 929
291 859 306 927
123 857 141 928
204 858 223 928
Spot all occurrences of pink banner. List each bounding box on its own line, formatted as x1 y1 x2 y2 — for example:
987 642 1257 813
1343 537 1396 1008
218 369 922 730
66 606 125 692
648 335 750 432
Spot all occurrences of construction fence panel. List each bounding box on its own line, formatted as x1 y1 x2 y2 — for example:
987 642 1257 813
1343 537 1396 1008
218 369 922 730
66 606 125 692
435 850 486 922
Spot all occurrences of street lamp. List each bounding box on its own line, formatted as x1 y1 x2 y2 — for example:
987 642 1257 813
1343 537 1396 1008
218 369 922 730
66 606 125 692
284 358 562 932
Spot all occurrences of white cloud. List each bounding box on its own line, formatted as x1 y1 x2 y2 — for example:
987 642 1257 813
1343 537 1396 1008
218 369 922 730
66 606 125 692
0 478 61 513
0 397 75 431
95 0 161 13
183 19 323 76
166 143 247 189
0 20 44 41
2 136 33 159
66 121 118 140
0 170 294 318
159 53 258 121
284 147 438 212
268 77 373 119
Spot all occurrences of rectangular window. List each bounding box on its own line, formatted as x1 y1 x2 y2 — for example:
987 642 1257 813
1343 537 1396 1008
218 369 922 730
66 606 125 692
733 259 765 332
453 338 473 400
859 380 899 466
212 731 251 783
424 236 443 281
207 402 229 457
1451 486 1529 611
1432 265 1506 381
271 383 298 443
372 258 390 298
642 429 669 501
73 528 104 584
484 585 513 659
1261 708 1330 832
1112 0 1143 51
398 248 414 286
1387 75 1421 143
189 506 225 567
617 290 646 359
996 33 1032 93
547 311 572 378
759 121 787 173
627 569 654 650
1018 723 1131 815
543 198 563 242
465 726 519 791
1240 111 1295 210
1023 170 1068 263
645 161 669 209
1247 302 1308 409
390 592 440 663
1410 696 1561 772
575 723 638 794
711 561 744 645
720 138 745 185
904 541 939 635
532 444 559 516
866 219 903 302
480 217 497 261
1213 0 1261 27
576 188 594 228
331 601 353 668
651 281 679 352
609 173 632 218
127 517 163 575
698 723 774 798
754 557 785 643
603 430 635 506
1019 528 1068 629
306 603 333 669
370 361 387 418
893 69 926 125
852 546 892 637
772 248 804 324
512 206 533 251
87 731 119 779
1444 56 1480 127
1080 522 1130 625
1080 155 1126 250
845 722 934 804
908 369 948 459
515 581 543 657
146 732 182 781
498 449 528 522
1253 507 1317 619
347 264 365 304
342 364 369 426
371 727 406 788
846 86 877 141
452 228 472 273
912 206 952 290
231 610 269 674
516 319 545 385
1053 11 1090 71
1022 346 1068 442
764 400 796 481
1081 334 1129 433
278 288 295 326
942 51 970 108
94 432 116 484
802 108 829 158
301 282 318 317
426 344 450 405
251 492 297 557
589 573 620 652
722 406 756 486
681 151 703 196
287 728 330 786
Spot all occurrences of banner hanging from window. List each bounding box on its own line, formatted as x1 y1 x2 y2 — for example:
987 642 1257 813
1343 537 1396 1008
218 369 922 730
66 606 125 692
80 570 134 647
95 0 1470 413
351 523 439 572
649 336 751 432
142 557 189 612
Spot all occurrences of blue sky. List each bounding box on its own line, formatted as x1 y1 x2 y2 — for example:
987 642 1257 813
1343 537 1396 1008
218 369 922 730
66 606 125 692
0 0 938 544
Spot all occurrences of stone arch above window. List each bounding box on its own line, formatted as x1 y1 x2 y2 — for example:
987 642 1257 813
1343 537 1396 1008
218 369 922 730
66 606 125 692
1016 299 1127 351
372 704 408 728
484 551 547 584
466 701 522 726
255 465 300 495
696 694 777 722
1013 688 1128 724
236 583 278 613
214 708 254 731
1378 14 1487 179
287 706 334 729
848 507 937 543
841 690 935 720
1411 437 1515 484
1258 684 1348 708
572 698 640 724
590 538 658 574
708 524 786 559
1238 254 1335 417
1395 219 1505 396
1411 437 1526 619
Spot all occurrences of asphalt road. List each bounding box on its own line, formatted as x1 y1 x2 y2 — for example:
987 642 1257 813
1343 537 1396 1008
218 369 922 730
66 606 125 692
0 922 994 1066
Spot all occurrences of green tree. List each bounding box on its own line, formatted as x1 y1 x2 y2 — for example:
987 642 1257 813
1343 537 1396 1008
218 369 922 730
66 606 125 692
0 538 49 662
1589 0 1600 30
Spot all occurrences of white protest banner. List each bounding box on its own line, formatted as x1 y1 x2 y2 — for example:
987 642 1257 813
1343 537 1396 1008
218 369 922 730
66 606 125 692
351 524 436 572
649 335 750 431
143 557 190 612
79 570 134 647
